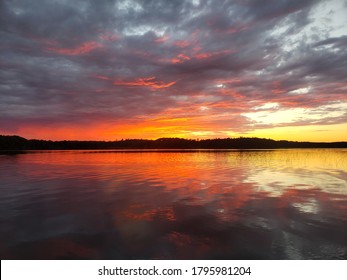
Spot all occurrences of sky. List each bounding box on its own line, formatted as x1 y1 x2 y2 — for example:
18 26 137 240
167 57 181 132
1 0 347 141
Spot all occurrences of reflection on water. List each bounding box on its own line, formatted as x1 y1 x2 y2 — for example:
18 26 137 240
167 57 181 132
0 149 346 259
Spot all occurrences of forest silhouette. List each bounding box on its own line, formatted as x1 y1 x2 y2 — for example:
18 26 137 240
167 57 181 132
1 135 347 150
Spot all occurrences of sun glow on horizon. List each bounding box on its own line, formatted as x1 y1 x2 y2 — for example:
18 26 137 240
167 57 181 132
4 117 346 142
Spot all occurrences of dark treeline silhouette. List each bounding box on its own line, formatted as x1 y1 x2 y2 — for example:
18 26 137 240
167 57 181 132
1 135 347 150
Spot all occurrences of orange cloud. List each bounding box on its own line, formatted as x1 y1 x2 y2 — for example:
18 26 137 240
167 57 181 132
113 77 176 89
171 49 233 64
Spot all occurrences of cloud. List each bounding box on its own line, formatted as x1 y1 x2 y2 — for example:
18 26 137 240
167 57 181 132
113 77 176 89
0 0 346 139
46 41 104 56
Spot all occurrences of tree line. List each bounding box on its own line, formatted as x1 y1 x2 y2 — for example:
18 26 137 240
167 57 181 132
1 135 347 150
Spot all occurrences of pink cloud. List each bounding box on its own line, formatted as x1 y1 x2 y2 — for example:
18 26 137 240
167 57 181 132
193 49 233 60
171 53 191 64
113 77 176 89
94 75 110 80
99 31 119 42
174 40 191 48
155 35 169 44
47 41 103 55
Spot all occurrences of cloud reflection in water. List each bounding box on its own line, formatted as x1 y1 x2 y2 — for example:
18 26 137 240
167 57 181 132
0 149 346 259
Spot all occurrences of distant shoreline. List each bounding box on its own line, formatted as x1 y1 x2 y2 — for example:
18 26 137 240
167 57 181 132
1 135 347 150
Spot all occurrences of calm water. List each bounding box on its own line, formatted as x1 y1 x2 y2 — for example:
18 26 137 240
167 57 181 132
0 149 346 259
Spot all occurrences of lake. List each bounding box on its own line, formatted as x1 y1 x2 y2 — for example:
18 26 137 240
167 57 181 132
0 149 346 259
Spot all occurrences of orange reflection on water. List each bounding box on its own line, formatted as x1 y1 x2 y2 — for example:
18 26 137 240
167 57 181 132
1 149 347 259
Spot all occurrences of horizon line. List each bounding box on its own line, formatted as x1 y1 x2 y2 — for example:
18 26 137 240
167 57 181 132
1 134 347 144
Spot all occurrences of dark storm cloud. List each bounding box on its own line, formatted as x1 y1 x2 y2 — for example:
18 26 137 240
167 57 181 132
0 0 346 135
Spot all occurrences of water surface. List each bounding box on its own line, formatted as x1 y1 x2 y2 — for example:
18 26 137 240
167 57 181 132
0 149 346 259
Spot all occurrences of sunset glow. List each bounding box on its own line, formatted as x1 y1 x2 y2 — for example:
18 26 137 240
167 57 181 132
1 0 347 141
